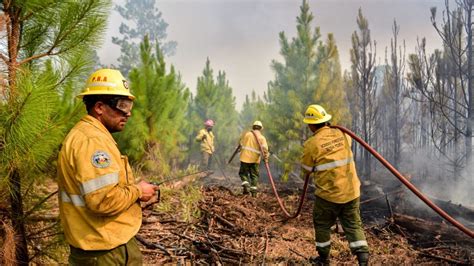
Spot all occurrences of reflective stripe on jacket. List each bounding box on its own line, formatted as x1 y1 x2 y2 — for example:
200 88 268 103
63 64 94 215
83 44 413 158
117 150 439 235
239 130 269 163
301 126 360 203
57 115 142 250
195 128 215 154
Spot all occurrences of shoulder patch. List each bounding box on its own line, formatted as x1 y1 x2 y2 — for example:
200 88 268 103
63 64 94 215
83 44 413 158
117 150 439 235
91 150 111 168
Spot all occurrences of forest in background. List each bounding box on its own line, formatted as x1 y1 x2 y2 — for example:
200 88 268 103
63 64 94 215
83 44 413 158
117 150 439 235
0 0 473 264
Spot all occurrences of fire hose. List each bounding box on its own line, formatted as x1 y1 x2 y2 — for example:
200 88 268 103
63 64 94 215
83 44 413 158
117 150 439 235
252 127 474 238
150 170 212 202
251 130 311 219
333 125 474 238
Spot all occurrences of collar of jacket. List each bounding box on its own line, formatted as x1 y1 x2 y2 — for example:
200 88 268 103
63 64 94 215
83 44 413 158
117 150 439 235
81 115 117 145
314 125 330 135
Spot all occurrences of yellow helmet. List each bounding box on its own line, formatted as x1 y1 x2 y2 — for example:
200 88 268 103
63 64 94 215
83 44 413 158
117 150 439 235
303 104 332 124
77 68 135 100
253 120 263 128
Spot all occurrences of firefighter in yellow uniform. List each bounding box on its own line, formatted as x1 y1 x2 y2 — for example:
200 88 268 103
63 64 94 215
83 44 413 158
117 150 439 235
239 121 269 197
301 104 369 265
195 119 215 170
57 69 159 265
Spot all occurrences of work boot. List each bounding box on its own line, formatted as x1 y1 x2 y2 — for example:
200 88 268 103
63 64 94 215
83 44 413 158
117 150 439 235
308 256 330 266
242 185 250 195
356 252 369 266
250 186 257 197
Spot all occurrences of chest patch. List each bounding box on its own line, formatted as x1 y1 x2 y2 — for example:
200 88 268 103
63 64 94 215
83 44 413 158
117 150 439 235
91 150 111 168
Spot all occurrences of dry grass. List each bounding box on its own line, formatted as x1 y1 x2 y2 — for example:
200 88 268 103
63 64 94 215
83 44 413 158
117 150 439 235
1 221 16 266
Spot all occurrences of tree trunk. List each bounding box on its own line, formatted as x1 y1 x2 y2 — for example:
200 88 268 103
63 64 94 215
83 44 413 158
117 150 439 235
467 2 473 164
5 3 29 264
9 169 28 265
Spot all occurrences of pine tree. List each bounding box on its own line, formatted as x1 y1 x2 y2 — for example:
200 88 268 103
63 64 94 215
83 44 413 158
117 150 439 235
240 91 266 130
266 0 320 156
0 1 110 263
112 0 177 75
213 71 240 160
314 33 350 126
189 58 239 167
379 20 406 169
427 2 473 171
116 35 190 176
348 8 378 179
264 0 348 168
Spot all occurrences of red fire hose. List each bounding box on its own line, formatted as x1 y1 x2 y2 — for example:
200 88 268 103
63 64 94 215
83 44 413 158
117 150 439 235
251 126 474 238
251 131 311 218
332 125 474 239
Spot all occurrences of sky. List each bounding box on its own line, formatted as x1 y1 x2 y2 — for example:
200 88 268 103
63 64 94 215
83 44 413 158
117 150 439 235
98 0 444 109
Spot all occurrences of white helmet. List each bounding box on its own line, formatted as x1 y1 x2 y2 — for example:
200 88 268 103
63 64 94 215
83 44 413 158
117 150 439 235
253 120 263 129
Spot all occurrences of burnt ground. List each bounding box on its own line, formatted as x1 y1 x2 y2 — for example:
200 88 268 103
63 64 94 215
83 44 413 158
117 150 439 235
2 165 472 265
136 169 474 265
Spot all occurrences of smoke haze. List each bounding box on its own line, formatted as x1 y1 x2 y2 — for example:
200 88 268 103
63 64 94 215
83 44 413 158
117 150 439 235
98 0 444 109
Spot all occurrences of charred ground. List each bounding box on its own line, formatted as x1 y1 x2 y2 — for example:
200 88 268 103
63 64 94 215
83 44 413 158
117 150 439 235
136 170 474 265
1 170 473 265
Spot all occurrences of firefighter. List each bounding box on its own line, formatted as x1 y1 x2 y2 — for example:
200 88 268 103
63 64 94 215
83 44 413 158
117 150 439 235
196 119 215 170
301 104 369 265
57 68 159 264
239 120 269 197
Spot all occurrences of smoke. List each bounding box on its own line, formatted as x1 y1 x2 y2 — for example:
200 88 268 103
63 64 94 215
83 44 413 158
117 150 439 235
401 147 474 208
450 155 474 206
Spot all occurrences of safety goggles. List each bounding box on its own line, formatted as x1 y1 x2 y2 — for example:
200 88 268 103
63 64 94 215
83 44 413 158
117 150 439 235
106 97 134 115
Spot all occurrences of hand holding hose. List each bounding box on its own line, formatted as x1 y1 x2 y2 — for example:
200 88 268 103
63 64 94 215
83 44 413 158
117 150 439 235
137 181 160 202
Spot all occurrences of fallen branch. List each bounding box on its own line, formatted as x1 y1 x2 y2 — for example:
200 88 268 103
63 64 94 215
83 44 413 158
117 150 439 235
135 235 170 255
27 221 59 238
27 214 59 222
360 189 403 204
394 213 474 244
262 229 269 264
212 242 251 257
171 231 195 242
289 247 307 259
24 190 58 219
219 256 242 264
201 207 236 229
418 251 469 265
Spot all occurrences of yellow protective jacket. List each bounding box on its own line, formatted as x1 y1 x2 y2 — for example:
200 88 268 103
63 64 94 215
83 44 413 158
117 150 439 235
301 126 360 203
239 130 269 163
195 128 215 154
57 115 142 250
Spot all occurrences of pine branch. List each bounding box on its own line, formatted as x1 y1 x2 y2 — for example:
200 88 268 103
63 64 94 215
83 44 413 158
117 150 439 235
24 190 58 219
